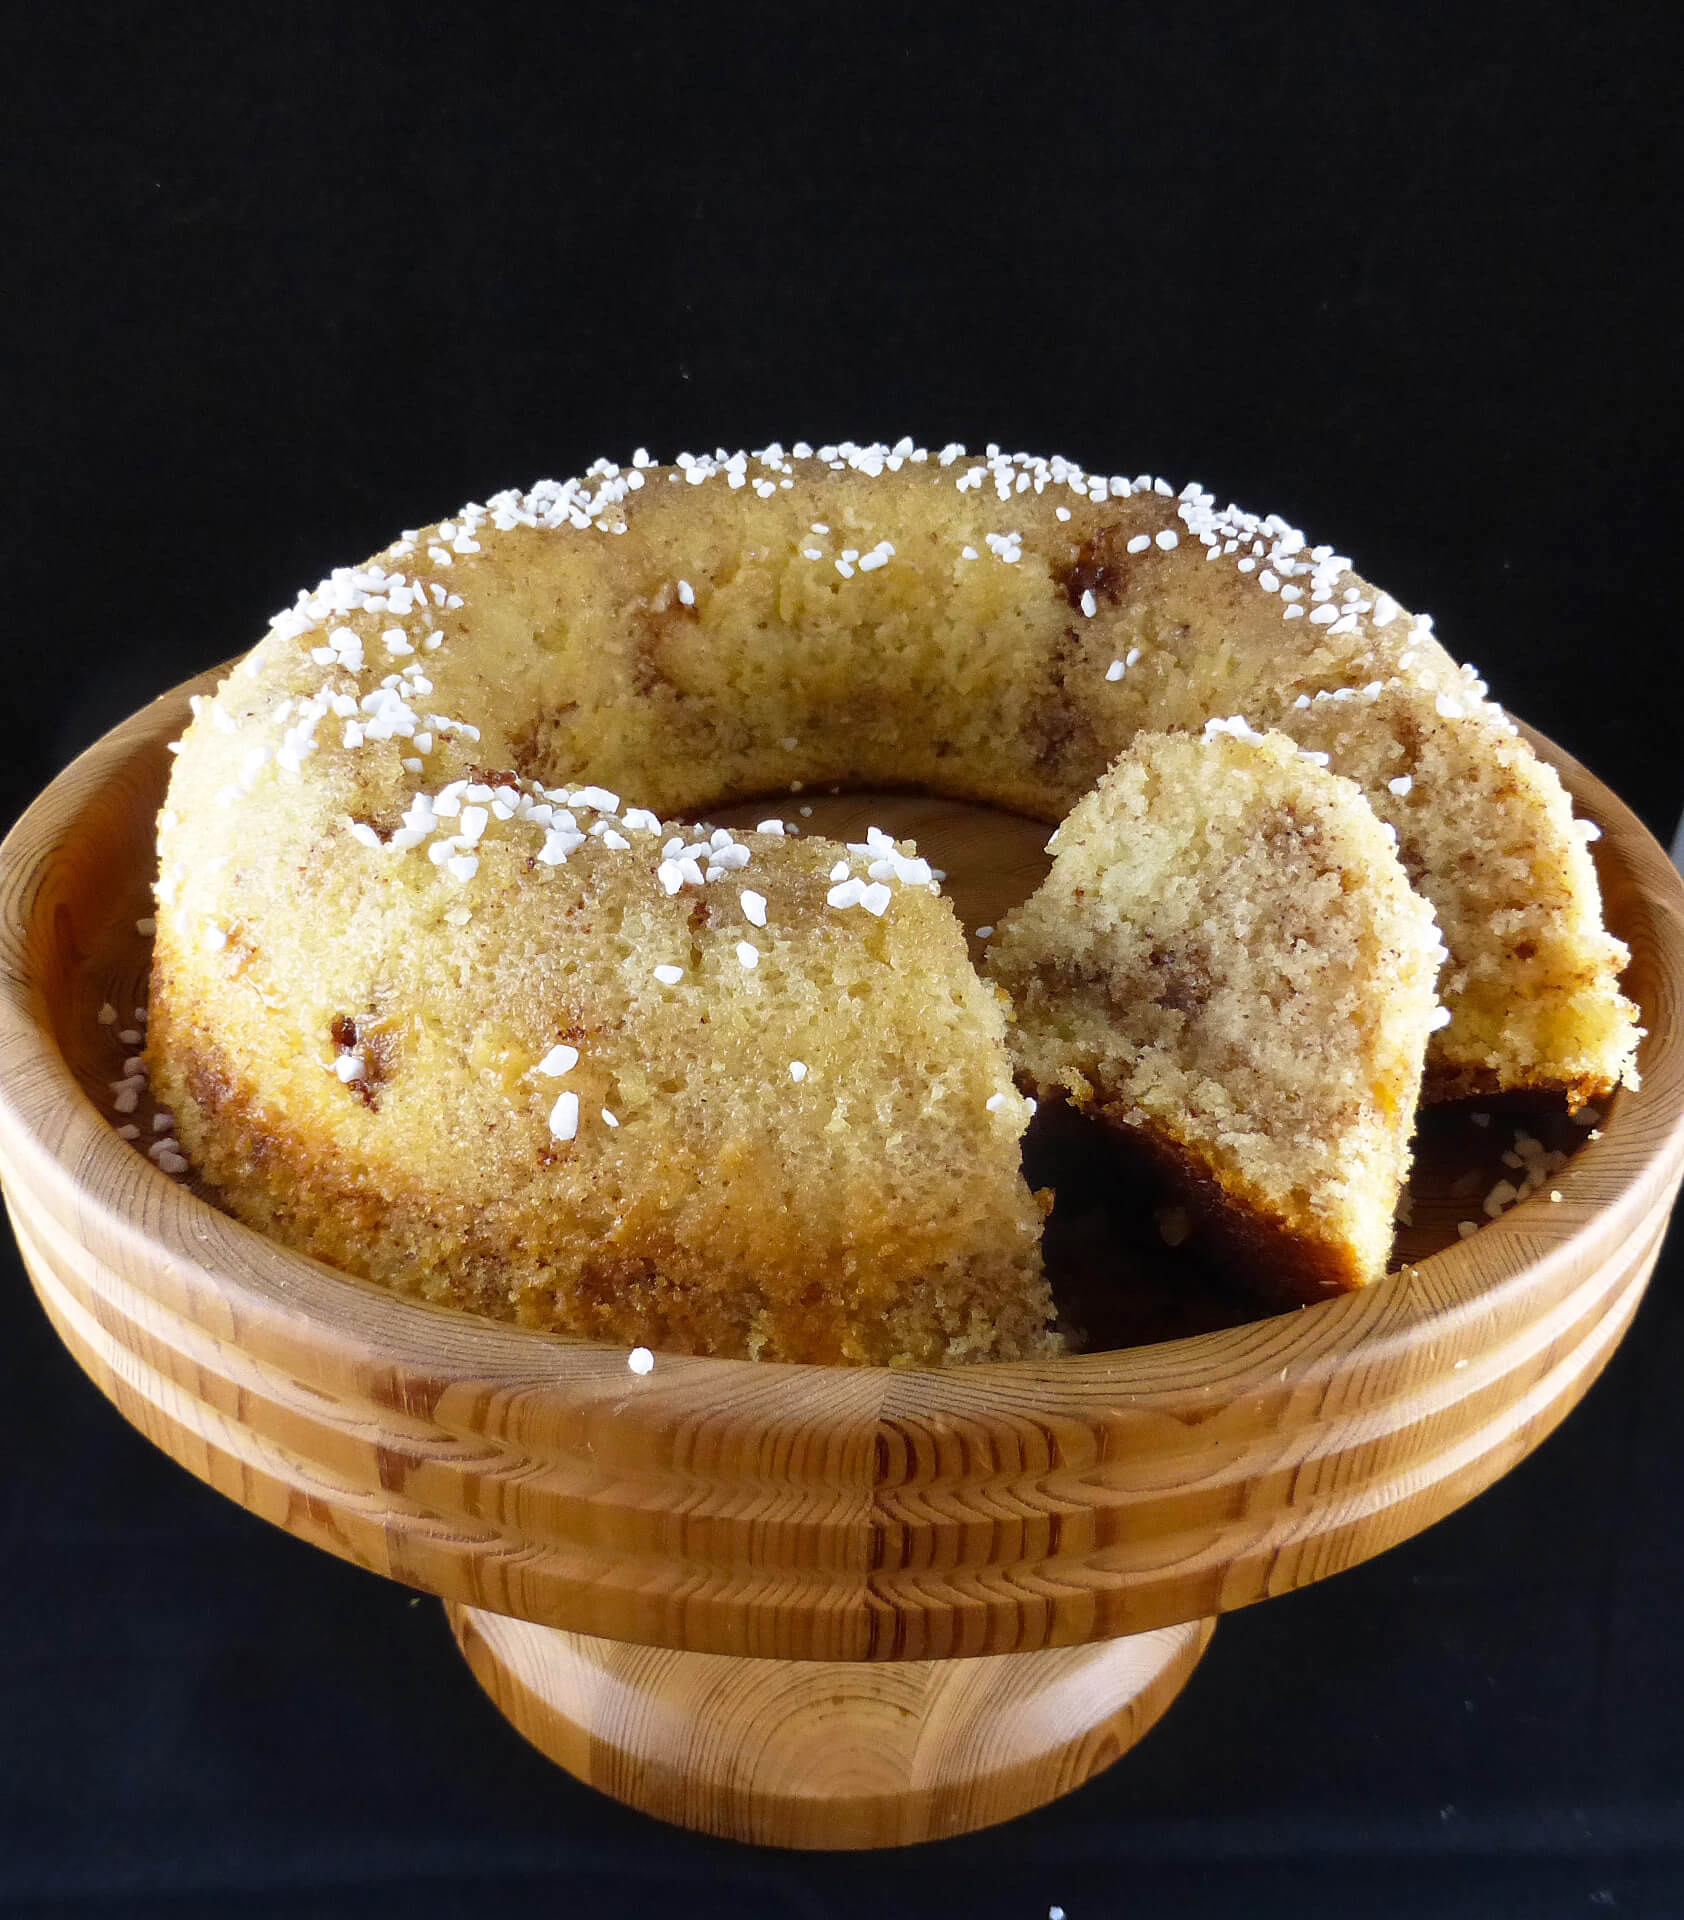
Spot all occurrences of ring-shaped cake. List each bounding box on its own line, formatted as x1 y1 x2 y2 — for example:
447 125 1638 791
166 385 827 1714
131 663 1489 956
144 442 1639 1365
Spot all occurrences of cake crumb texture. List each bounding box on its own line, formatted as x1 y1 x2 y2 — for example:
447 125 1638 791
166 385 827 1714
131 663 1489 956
987 728 1448 1299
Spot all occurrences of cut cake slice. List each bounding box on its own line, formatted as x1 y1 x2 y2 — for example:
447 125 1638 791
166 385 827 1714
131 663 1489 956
986 725 1447 1303
1273 678 1639 1107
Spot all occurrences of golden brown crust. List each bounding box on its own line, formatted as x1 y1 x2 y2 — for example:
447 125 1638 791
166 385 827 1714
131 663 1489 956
151 975 1054 1368
1422 1059 1611 1112
1087 1102 1364 1307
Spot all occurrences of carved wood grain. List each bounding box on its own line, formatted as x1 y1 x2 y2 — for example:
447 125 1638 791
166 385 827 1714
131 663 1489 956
446 1604 1215 1848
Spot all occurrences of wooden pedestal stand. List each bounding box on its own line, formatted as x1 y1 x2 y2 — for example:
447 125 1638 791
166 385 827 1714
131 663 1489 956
3 674 1682 1848
447 1607 1214 1848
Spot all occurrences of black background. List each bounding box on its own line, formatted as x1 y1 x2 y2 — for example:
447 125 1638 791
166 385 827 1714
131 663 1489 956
2 6 1681 1916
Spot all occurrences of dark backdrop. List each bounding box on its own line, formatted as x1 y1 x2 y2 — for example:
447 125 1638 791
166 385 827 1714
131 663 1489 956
2 7 1680 1917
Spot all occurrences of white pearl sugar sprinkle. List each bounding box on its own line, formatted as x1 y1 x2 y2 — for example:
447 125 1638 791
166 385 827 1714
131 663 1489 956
627 1346 655 1375
536 1044 579 1077
548 1090 580 1140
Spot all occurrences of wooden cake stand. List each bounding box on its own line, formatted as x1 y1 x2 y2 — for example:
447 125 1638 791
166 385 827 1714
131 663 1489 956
3 671 1683 1850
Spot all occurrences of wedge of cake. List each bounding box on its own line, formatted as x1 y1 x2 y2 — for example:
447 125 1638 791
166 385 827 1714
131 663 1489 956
986 725 1447 1303
1275 678 1639 1107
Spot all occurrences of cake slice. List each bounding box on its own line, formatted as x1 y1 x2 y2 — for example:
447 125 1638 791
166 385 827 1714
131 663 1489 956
1273 678 1639 1107
985 725 1447 1303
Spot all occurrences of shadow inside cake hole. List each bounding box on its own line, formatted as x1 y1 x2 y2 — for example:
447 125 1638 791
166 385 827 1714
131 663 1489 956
1022 1094 1599 1354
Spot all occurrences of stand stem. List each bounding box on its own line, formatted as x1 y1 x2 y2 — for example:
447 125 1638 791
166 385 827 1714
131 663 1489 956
447 1603 1215 1849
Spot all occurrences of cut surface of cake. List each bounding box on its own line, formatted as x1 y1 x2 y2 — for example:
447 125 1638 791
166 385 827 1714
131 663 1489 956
1276 679 1639 1106
986 726 1448 1302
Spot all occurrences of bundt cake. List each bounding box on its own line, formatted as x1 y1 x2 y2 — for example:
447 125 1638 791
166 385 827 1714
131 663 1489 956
144 440 1640 1360
983 725 1447 1303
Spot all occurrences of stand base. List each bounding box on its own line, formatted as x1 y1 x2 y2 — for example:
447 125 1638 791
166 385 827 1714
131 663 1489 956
446 1604 1215 1849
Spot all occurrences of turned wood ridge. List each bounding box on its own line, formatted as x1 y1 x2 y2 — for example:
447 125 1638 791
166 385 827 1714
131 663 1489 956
2 668 1682 1848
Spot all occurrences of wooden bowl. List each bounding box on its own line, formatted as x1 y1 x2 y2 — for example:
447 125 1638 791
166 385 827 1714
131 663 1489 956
4 668 1683 1849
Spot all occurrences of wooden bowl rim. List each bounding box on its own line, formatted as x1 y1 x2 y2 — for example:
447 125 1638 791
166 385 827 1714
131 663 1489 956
5 669 1684 1430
